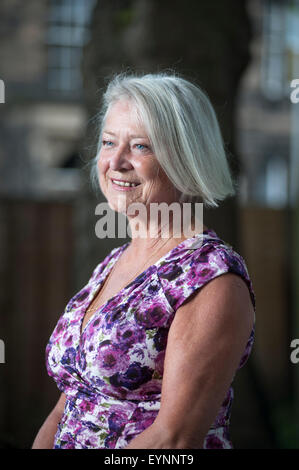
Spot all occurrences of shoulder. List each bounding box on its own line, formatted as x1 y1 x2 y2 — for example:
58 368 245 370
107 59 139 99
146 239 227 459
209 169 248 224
157 234 256 312
169 270 255 341
89 242 129 283
166 268 255 377
64 243 128 313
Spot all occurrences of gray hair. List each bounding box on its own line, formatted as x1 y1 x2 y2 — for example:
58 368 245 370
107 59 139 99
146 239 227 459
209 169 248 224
91 72 236 208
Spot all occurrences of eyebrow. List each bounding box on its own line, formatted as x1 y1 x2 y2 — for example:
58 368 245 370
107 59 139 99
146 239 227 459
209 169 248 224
102 130 149 139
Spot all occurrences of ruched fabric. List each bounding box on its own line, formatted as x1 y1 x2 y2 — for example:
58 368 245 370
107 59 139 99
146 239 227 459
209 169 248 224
46 228 255 449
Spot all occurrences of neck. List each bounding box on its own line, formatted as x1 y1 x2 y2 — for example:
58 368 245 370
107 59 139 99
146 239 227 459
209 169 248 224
126 206 206 255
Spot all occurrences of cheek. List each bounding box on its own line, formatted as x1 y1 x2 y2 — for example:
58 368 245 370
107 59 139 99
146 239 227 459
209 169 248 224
153 168 178 199
97 157 108 189
146 162 172 189
97 153 109 176
134 156 160 181
97 152 105 171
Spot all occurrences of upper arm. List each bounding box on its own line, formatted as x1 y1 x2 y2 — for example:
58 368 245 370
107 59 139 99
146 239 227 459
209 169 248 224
155 272 255 448
52 392 66 419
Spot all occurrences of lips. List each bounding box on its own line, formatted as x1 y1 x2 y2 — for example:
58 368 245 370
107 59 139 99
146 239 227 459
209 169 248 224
110 178 141 188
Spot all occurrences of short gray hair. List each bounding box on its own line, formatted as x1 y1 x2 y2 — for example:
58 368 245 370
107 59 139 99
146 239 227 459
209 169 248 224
91 72 236 208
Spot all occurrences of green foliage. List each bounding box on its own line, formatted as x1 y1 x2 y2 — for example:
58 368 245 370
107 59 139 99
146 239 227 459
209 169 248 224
272 402 299 449
114 8 135 32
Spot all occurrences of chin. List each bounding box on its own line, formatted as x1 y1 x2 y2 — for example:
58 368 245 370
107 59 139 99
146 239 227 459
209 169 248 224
107 196 129 214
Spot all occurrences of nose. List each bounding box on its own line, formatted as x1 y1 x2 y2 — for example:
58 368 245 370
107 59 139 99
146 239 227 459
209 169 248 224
109 144 134 171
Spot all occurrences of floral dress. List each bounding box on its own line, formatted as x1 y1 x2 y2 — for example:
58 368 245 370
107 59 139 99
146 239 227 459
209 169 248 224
46 228 256 449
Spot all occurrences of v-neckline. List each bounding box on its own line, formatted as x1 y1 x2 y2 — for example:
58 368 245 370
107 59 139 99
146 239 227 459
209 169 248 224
79 228 216 338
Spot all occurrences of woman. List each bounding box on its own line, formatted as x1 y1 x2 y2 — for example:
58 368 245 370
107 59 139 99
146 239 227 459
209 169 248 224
32 72 255 449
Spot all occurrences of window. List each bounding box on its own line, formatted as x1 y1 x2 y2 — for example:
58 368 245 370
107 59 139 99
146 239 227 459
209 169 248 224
261 0 299 100
261 0 287 100
286 1 299 79
265 155 288 208
47 0 96 94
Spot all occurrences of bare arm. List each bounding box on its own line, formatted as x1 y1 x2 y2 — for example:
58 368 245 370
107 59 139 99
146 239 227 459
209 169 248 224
32 392 66 449
126 273 255 449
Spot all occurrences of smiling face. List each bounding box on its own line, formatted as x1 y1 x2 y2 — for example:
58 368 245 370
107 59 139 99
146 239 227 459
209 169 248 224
97 99 180 215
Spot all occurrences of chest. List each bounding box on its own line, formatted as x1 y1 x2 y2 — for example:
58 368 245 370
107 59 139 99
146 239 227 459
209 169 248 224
81 266 135 332
46 267 175 398
81 247 177 333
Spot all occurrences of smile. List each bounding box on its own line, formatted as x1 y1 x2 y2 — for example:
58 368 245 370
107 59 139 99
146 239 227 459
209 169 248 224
111 179 140 188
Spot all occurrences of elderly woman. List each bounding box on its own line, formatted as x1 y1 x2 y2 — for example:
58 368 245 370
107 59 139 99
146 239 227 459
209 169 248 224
32 73 255 449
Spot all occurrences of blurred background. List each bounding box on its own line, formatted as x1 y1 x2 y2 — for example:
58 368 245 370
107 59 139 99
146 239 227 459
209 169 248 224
0 0 298 449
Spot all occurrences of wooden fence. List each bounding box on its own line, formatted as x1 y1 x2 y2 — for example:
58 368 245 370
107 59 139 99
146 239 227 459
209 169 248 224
0 199 295 448
0 198 74 448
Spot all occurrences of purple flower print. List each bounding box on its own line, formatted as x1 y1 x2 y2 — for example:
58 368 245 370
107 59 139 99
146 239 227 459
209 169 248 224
163 289 177 309
92 376 106 388
75 289 90 302
104 432 119 449
153 328 168 351
110 362 153 390
96 341 129 375
118 328 134 348
55 431 75 449
221 250 244 274
104 307 126 328
102 295 124 312
135 305 166 328
197 267 215 281
108 410 128 433
159 263 183 282
147 280 160 295
64 334 73 347
132 271 147 285
61 347 76 366
78 350 87 371
53 317 68 337
105 409 132 448
115 326 145 351
45 232 255 449
82 434 99 448
84 420 101 433
129 407 156 432
205 434 225 449
78 400 96 414
194 244 213 263
67 288 90 311
60 347 78 376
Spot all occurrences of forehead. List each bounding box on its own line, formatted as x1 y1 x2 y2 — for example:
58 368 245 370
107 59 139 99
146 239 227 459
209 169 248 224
103 99 147 135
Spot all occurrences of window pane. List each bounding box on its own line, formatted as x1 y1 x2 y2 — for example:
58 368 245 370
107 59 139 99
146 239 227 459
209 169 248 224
47 0 96 93
72 0 89 25
60 68 72 91
71 26 87 46
70 47 82 68
48 68 62 91
47 25 73 46
48 46 73 67
49 0 72 23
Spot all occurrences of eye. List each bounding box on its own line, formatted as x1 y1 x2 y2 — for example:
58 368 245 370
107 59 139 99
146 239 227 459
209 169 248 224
135 143 151 152
102 140 114 147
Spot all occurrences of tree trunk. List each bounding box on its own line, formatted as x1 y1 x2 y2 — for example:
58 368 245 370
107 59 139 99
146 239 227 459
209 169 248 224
82 0 252 247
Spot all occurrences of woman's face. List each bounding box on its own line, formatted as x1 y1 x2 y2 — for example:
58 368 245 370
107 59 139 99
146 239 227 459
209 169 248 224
97 99 180 214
